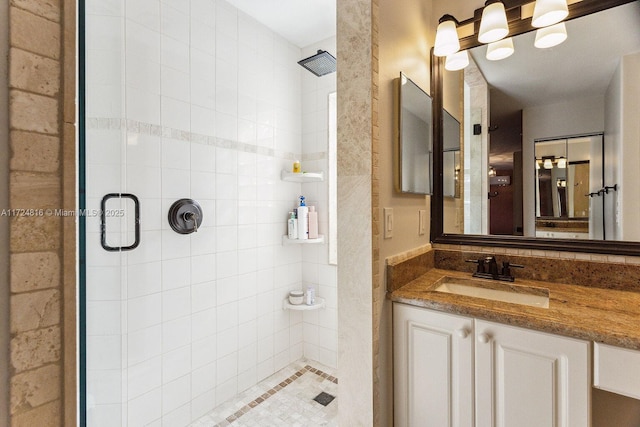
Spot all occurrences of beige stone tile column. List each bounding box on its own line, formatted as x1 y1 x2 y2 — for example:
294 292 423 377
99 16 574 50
337 0 379 424
7 0 75 425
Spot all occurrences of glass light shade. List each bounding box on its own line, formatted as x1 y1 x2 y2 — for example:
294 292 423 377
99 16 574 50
535 160 541 170
543 158 554 169
532 0 568 28
445 50 469 71
478 1 509 44
557 157 567 168
434 19 460 57
535 22 568 48
486 37 514 61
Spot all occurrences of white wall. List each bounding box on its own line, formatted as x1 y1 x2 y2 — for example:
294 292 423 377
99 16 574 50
605 51 640 241
522 95 605 236
0 0 9 424
85 1 335 425
618 52 640 241
299 37 338 369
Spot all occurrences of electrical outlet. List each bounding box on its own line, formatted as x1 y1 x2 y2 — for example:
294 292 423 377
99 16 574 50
384 208 393 239
419 210 426 235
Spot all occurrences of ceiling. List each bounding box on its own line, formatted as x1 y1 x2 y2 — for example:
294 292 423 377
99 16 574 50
471 2 640 116
226 0 336 48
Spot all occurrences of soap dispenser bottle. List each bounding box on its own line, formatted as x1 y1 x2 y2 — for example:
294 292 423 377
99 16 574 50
297 196 309 240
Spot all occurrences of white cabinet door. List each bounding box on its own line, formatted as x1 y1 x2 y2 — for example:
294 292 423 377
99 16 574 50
393 303 474 427
475 320 590 427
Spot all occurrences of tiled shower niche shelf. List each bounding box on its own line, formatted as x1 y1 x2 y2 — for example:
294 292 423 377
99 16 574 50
282 235 325 245
283 297 326 311
280 170 324 182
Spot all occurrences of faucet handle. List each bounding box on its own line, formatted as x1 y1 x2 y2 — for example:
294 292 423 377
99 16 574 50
501 261 524 277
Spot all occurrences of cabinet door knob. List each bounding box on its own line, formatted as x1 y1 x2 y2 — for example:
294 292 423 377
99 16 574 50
456 328 469 339
478 333 491 343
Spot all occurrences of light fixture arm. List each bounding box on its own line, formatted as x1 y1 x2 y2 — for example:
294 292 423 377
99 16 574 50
439 14 460 26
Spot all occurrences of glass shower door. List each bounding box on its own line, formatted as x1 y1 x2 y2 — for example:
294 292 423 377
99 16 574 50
82 0 128 423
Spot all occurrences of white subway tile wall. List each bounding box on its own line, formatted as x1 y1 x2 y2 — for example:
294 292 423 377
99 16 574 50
85 0 337 425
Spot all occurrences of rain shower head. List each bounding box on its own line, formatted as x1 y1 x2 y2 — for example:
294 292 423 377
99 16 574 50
297 50 336 77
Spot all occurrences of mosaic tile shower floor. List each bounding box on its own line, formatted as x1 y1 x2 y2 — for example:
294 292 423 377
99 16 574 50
190 360 338 426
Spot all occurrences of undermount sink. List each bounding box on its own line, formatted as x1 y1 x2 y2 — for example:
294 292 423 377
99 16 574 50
432 276 550 308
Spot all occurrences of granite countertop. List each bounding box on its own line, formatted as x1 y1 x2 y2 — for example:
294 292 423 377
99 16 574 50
389 268 640 351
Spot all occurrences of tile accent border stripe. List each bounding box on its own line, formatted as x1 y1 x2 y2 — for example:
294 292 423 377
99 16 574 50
218 365 338 426
86 117 327 162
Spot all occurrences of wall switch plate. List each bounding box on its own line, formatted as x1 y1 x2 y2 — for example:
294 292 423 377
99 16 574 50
419 210 426 235
384 208 393 239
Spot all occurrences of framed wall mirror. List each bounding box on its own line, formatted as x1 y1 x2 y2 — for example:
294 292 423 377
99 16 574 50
397 72 433 195
431 0 640 255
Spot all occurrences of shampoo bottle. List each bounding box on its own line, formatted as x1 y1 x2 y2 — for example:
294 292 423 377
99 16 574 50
287 211 298 239
308 206 318 239
297 196 309 240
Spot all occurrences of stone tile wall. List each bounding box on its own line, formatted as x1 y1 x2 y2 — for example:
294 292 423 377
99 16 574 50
371 0 381 422
7 0 74 424
337 0 375 425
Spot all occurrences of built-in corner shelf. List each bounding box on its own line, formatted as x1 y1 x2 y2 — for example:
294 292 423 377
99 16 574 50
280 170 324 182
282 235 325 245
283 297 326 311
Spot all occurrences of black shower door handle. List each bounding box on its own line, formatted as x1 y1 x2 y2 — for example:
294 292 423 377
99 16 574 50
100 193 140 251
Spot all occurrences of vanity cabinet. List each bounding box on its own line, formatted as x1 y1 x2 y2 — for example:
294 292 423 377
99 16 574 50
393 304 474 427
393 303 590 427
475 319 590 427
594 343 640 400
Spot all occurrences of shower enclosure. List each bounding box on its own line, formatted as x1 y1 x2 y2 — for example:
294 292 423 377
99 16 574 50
80 0 337 425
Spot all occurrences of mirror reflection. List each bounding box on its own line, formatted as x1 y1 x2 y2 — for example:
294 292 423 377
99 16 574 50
535 134 603 239
398 72 433 195
443 109 461 198
442 2 640 242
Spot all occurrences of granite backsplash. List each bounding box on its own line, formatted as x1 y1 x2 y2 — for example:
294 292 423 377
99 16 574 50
387 246 640 293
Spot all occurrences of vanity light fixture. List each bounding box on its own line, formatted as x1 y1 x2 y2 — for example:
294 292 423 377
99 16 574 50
531 0 569 28
445 50 470 71
486 37 514 61
478 0 510 44
535 160 541 170
534 22 568 48
543 158 554 169
556 157 567 168
434 15 461 57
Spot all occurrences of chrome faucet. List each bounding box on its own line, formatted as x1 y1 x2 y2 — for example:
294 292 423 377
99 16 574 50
465 256 524 282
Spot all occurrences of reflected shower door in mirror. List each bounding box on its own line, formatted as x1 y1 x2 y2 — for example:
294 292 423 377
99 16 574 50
535 134 603 240
438 1 640 244
443 109 463 233
397 72 433 195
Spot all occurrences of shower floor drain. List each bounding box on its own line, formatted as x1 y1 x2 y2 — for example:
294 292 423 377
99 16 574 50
313 391 336 406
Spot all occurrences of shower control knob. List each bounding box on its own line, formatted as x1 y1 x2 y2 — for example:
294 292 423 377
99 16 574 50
168 199 203 234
